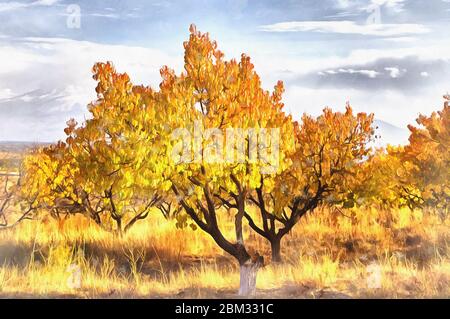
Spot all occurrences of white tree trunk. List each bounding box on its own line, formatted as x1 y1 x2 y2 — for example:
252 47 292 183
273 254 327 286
238 262 260 296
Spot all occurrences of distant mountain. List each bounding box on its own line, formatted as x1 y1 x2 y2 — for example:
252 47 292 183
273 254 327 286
372 119 410 147
0 141 48 153
0 88 85 142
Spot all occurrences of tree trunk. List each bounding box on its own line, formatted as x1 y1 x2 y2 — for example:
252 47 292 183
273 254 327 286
114 218 123 236
235 191 246 245
270 237 282 263
238 260 261 296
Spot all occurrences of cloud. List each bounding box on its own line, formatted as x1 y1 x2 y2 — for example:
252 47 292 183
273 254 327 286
34 0 58 5
0 2 26 12
335 0 353 8
0 0 58 12
384 67 404 78
88 11 140 19
367 0 407 12
292 56 450 92
0 88 83 142
333 0 407 13
0 36 181 142
0 0 449 143
258 20 430 36
89 13 121 19
282 85 447 132
319 68 380 78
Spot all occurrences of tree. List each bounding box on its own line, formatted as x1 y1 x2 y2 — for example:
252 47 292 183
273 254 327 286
21 63 172 234
344 96 449 218
349 146 405 210
395 96 449 215
20 141 81 221
244 106 374 262
0 152 36 230
153 25 296 294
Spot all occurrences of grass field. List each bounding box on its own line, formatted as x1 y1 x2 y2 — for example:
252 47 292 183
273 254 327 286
0 204 448 298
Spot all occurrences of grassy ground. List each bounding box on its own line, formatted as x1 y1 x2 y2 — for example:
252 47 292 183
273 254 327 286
0 204 448 298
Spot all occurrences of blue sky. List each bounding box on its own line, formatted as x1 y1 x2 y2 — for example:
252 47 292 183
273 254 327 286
0 0 449 143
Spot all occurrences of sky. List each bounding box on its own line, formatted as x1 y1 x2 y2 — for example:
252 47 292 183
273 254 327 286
0 0 449 143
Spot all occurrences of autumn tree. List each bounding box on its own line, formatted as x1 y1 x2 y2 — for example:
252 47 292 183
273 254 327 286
0 171 14 228
394 96 449 215
0 149 38 230
20 142 79 220
351 96 449 218
244 106 374 262
150 25 296 295
21 63 173 234
349 146 405 210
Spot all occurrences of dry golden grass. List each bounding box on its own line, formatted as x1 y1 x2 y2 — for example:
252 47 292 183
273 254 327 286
0 205 448 298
